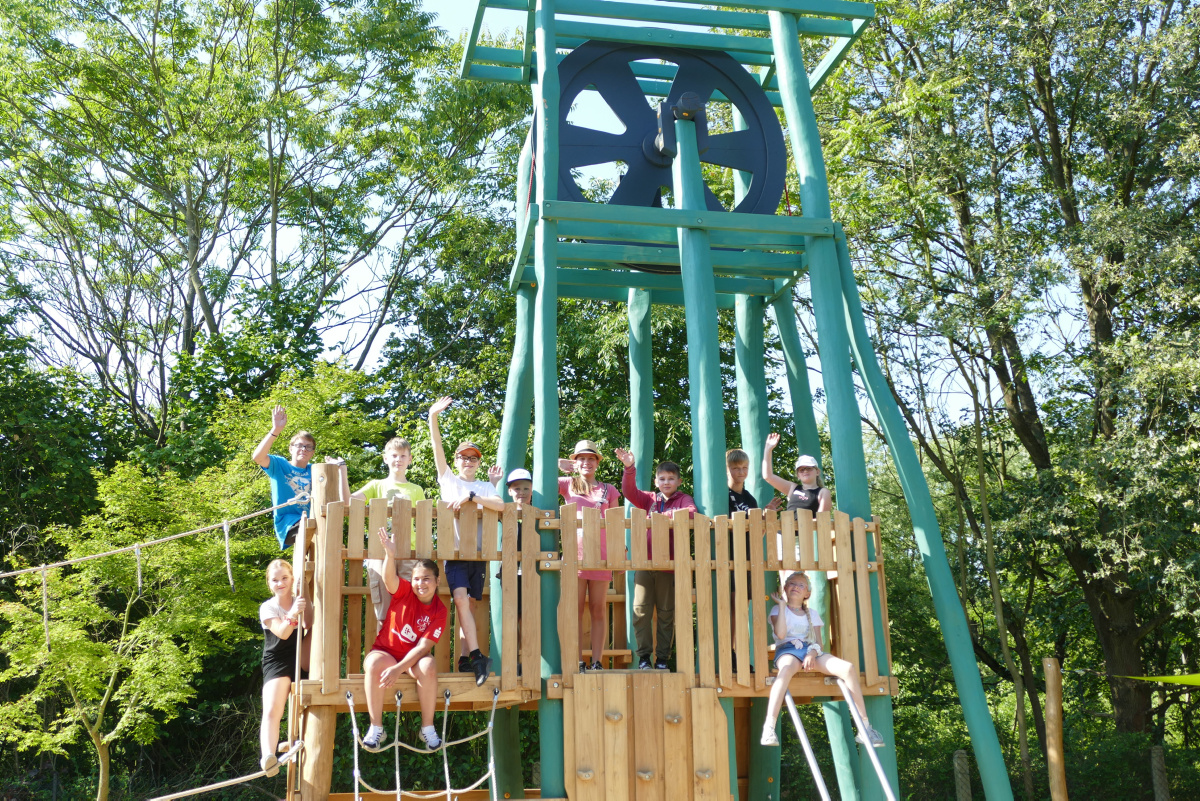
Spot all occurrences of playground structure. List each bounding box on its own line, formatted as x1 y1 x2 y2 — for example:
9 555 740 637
284 467 897 799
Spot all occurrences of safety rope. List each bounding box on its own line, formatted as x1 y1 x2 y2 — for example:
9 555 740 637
0 494 310 580
147 739 304 801
345 687 501 800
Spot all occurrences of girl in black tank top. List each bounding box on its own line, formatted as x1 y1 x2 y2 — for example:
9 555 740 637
787 485 822 515
762 433 830 517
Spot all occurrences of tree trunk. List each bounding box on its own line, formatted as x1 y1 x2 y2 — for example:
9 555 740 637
90 731 109 801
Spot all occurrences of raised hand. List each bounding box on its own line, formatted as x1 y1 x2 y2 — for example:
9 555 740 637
488 464 503 485
271 405 288 436
765 496 782 512
613 447 634 468
765 432 781 451
376 526 396 558
429 396 453 418
770 590 786 605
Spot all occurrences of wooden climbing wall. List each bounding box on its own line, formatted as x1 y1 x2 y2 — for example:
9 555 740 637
564 672 731 801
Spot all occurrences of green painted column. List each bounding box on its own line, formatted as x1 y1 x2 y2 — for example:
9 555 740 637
532 2 564 796
491 284 535 798
769 10 898 798
835 229 1013 799
673 113 735 798
626 287 654 657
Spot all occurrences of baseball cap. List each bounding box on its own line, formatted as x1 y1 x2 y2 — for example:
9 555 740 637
795 455 820 469
571 439 602 459
454 441 482 458
506 468 533 485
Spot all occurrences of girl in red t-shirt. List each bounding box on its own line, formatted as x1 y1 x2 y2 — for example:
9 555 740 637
362 527 448 751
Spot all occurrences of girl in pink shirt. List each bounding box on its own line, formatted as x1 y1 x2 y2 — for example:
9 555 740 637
558 440 621 671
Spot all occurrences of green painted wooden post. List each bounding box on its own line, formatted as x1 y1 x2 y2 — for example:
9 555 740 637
769 9 900 798
532 2 565 796
835 228 1014 800
627 287 654 658
673 113 737 799
491 283 536 798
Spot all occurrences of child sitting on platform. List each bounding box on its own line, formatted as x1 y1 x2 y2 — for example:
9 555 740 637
428 396 503 686
362 527 448 751
259 559 311 776
615 447 696 671
761 571 884 748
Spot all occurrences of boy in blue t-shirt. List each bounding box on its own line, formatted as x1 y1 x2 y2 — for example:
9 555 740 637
252 405 348 549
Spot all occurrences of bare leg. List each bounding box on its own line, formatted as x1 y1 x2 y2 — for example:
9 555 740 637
587 578 608 665
453 587 480 655
364 650 399 727
410 655 439 728
765 656 801 724
576 577 590 663
817 653 869 722
260 676 292 760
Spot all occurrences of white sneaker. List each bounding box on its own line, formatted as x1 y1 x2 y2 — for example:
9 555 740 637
420 725 442 750
259 754 279 777
856 724 885 748
760 723 779 746
363 725 386 750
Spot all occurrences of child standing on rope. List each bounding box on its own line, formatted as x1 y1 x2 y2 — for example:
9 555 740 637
615 447 696 670
259 559 311 776
252 405 349 549
760 571 884 748
352 437 427 630
362 527 448 750
557 441 622 671
428 396 502 686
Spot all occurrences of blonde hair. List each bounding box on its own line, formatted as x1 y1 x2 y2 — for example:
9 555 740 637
782 572 814 631
726 449 749 467
290 430 316 450
384 437 411 454
266 558 293 585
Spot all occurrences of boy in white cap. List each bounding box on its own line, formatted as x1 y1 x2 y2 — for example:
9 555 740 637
428 396 504 686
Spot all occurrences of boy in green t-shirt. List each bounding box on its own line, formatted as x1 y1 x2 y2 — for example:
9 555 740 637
352 437 427 628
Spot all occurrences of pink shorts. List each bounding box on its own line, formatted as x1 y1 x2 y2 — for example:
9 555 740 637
578 529 613 582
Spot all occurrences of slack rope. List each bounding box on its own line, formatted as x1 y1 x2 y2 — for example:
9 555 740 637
0 493 310 580
222 520 235 591
41 566 50 652
147 739 303 800
134 544 143 593
345 687 501 799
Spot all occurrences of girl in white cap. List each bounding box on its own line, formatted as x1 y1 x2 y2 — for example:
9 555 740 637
762 433 831 517
558 440 621 671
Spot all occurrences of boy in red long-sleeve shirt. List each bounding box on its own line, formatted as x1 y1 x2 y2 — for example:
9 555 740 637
614 447 697 670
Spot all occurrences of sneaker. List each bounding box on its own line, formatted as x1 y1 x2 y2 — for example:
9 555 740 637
654 659 669 670
760 724 779 747
638 657 652 670
590 661 603 671
260 754 279 777
579 661 588 672
471 652 493 686
458 655 471 674
420 725 442 750
363 725 386 750
856 725 885 749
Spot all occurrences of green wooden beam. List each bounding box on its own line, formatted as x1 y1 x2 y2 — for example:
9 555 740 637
556 218 810 251
648 0 874 21
509 203 538 291
558 0 769 29
541 199 834 238
472 45 528 66
809 17 872 92
557 284 735 308
555 241 803 272
557 266 776 296
465 63 526 84
459 0 491 79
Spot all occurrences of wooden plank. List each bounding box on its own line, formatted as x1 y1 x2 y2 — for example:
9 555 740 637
521 506 542 691
437 502 456 561
564 679 577 801
798 508 816 571
731 512 750 689
833 512 859 674
320 501 345 693
693 518 716 689
748 510 768 692
815 511 834 571
460 504 479 560
581 506 602 570
691 688 728 800
346 499 366 677
561 504 580 682
713 516 733 690
650 512 671 570
481 506 500 561
414 500 433 560
574 673 607 800
501 504 519 691
853 517 880 686
602 673 631 801
779 509 797 572
874 515 893 669
629 508 648 569
393 497 413 559
605 507 629 571
660 673 691 795
631 671 664 801
673 510 695 679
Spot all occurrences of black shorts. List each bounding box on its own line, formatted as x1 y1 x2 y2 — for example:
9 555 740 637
282 521 301 549
263 653 308 683
445 560 485 600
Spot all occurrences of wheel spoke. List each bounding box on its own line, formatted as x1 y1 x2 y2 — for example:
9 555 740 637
703 184 726 212
609 164 672 207
702 129 761 173
560 125 643 168
589 59 657 133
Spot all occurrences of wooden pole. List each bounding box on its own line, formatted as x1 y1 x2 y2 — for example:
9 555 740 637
1043 658 1068 801
1151 745 1170 801
954 749 972 801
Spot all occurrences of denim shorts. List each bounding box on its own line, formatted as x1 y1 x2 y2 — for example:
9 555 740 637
445 560 485 600
774 641 816 668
